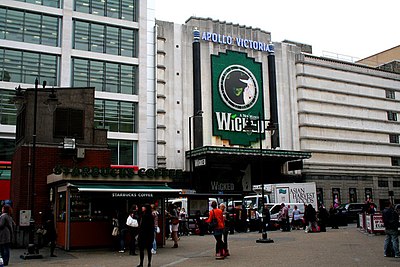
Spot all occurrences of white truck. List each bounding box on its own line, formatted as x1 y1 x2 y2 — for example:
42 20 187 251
253 182 318 210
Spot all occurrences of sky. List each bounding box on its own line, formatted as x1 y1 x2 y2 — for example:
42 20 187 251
154 0 400 61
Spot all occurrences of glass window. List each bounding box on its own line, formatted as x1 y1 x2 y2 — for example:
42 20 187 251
121 28 135 57
75 0 90 13
72 58 89 87
6 9 24 42
104 100 119 131
91 0 106 17
378 179 388 187
389 134 399 144
72 58 137 94
24 12 42 44
386 89 395 99
106 0 120 19
94 100 136 133
90 60 104 91
0 8 6 39
105 62 119 93
106 26 119 55
0 138 15 161
119 102 134 132
1 8 59 46
392 157 400 166
90 23 105 53
42 0 60 8
119 140 134 165
120 65 135 94
387 111 398 121
40 54 58 86
3 49 22 82
0 90 17 126
74 20 90 50
108 139 137 165
22 51 40 84
42 15 59 46
121 0 135 21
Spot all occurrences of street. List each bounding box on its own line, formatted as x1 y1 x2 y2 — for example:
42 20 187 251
9 224 399 267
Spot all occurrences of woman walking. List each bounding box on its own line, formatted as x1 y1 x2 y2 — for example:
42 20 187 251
205 201 225 259
137 204 155 267
0 205 15 266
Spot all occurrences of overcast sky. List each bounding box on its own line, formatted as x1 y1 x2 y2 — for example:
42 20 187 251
154 0 400 61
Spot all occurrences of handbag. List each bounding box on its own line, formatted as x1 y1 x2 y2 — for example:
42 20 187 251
126 215 139 228
171 218 179 225
112 226 119 236
208 210 218 232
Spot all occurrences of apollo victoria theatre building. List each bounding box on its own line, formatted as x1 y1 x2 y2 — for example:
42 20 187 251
155 18 311 203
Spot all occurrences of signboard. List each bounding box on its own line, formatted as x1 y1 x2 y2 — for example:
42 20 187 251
212 50 265 146
19 210 31 226
372 214 385 233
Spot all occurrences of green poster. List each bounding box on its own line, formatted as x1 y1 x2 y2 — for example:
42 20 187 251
212 51 265 146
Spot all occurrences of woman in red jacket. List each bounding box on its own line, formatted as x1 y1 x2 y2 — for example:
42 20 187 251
205 201 225 259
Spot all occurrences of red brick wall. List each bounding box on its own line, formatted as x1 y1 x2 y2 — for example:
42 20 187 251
11 145 111 225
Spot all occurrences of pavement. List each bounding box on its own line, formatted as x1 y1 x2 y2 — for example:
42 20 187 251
7 224 400 267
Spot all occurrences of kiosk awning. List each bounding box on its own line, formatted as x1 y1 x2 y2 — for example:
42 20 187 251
68 183 182 193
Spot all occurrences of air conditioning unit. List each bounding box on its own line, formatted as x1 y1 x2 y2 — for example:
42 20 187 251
77 148 85 159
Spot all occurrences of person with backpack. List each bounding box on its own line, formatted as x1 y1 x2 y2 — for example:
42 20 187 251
205 201 225 259
382 203 400 258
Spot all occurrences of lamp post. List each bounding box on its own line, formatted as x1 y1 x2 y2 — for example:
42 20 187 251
13 78 59 259
243 112 275 243
188 110 203 189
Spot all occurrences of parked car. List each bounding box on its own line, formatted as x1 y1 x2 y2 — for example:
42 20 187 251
335 203 365 223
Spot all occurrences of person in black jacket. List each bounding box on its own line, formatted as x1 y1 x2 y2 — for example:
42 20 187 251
43 207 57 257
382 203 400 258
137 204 155 267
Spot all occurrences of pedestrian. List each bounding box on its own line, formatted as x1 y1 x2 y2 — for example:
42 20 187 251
219 203 230 256
292 205 302 230
0 205 15 266
278 203 289 231
304 204 318 233
317 204 329 232
151 204 159 254
137 204 155 267
329 204 339 229
127 205 139 255
118 209 128 253
43 206 57 257
382 203 400 258
179 208 189 236
168 204 179 248
205 201 225 260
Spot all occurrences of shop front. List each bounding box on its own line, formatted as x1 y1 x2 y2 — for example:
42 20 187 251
47 167 182 250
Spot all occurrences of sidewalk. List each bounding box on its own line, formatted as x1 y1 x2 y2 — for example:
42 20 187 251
8 224 400 267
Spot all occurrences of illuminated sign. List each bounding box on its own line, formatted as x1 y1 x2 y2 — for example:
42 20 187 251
201 32 274 53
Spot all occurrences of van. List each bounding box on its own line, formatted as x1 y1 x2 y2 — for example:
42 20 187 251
266 203 305 225
243 194 270 210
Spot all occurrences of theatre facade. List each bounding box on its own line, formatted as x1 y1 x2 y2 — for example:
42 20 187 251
155 17 400 209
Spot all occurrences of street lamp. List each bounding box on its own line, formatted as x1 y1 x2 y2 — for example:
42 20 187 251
188 110 203 189
13 78 60 259
243 112 275 243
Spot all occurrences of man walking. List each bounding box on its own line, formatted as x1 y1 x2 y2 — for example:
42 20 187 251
382 203 400 258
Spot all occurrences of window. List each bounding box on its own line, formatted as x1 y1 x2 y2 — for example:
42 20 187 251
393 181 400 187
108 139 137 165
0 7 60 46
94 99 136 133
15 0 61 8
392 157 400 166
75 0 137 21
54 108 84 138
386 89 395 99
349 188 357 203
387 111 398 121
0 48 59 85
0 89 18 125
378 179 389 187
72 58 137 94
73 20 137 57
389 134 399 144
0 139 15 161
